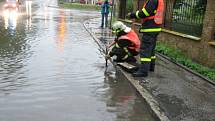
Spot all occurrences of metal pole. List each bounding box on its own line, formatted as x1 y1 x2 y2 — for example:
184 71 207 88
105 46 108 67
109 0 115 28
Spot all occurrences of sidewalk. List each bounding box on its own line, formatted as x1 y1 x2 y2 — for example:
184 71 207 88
84 18 215 121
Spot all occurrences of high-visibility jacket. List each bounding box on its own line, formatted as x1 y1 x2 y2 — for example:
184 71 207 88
117 30 140 52
134 0 164 33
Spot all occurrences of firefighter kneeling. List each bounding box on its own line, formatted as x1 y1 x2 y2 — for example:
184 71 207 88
106 21 140 63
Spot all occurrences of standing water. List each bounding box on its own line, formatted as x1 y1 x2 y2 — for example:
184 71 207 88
0 0 155 121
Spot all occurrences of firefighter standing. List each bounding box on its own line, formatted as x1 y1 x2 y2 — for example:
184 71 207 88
106 21 140 63
127 0 164 77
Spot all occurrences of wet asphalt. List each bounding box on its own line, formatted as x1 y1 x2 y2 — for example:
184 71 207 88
85 17 215 121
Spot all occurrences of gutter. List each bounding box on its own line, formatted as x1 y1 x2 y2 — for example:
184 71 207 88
83 19 170 121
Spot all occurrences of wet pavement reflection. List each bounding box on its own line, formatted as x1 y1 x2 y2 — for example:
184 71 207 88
0 0 155 121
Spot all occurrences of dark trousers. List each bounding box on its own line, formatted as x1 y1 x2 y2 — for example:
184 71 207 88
109 47 138 62
140 32 159 72
101 13 108 27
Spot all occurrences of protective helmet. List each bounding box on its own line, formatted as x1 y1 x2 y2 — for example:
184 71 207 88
112 21 131 34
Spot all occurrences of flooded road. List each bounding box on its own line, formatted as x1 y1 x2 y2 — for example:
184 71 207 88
0 0 155 121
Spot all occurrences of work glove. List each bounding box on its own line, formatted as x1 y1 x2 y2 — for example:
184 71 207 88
105 54 111 60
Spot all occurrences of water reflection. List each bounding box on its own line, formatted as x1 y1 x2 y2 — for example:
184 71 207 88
0 3 156 120
102 71 155 121
26 16 32 29
25 0 32 28
56 10 66 52
44 6 48 26
3 9 18 30
25 0 32 17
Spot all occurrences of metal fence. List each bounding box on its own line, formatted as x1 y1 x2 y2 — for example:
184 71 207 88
118 0 207 37
164 0 207 37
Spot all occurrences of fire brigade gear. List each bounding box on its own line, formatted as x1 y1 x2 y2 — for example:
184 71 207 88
128 0 164 77
105 54 111 60
109 22 140 63
127 0 164 33
142 0 164 25
132 64 148 77
109 50 137 63
117 30 141 52
132 32 159 77
150 56 156 72
112 21 131 34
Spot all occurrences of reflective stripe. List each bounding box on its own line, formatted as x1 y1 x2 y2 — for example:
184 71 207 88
123 47 132 56
142 8 150 16
139 28 162 32
122 54 129 60
112 29 122 34
140 58 151 62
115 43 120 48
151 56 156 59
141 0 164 25
124 47 129 53
135 11 140 19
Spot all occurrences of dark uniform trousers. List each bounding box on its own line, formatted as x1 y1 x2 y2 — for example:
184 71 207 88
140 32 159 72
110 46 138 62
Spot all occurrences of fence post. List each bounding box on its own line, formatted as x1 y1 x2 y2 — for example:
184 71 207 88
201 0 215 41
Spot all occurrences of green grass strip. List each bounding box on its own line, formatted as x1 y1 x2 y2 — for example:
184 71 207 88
156 42 215 81
59 1 101 10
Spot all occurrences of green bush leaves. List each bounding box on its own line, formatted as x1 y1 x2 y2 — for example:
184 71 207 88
156 42 215 81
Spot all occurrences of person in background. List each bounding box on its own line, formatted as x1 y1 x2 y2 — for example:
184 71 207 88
100 0 110 28
106 21 140 63
127 0 164 77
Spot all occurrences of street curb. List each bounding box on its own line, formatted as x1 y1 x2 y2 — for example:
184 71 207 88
117 67 170 121
83 20 170 121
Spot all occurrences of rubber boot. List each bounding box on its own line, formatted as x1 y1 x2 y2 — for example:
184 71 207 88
150 63 155 72
150 59 155 72
132 64 148 77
